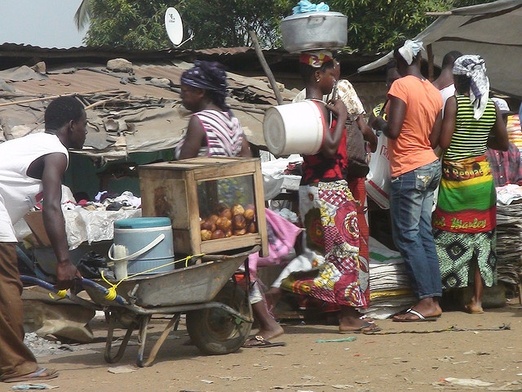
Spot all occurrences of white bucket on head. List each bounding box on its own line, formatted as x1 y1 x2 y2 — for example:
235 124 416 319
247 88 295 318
109 217 175 276
263 100 327 156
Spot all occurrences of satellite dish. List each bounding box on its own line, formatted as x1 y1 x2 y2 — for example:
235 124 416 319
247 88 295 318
165 7 183 46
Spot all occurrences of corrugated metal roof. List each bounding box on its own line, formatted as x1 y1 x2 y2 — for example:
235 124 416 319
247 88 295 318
0 43 381 74
0 57 298 160
0 44 383 162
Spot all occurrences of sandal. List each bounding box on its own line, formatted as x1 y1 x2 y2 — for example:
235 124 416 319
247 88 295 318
243 335 286 348
2 368 58 383
393 308 441 322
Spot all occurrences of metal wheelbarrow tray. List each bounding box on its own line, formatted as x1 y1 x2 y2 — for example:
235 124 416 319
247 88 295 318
24 246 257 367
85 247 254 308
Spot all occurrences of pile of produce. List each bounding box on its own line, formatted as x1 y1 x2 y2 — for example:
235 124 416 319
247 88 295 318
200 203 257 240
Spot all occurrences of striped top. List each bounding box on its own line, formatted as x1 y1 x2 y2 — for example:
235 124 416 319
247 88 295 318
176 109 245 158
444 95 496 161
195 110 245 157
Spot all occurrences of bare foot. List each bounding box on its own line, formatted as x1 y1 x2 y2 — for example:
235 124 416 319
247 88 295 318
339 306 378 332
464 303 484 314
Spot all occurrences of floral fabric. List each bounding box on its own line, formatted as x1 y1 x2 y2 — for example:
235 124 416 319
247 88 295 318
281 180 369 308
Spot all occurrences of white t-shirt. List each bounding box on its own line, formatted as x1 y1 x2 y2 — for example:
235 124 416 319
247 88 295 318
0 132 68 241
440 84 456 117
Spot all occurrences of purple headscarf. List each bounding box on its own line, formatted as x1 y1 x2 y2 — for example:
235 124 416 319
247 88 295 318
180 60 228 103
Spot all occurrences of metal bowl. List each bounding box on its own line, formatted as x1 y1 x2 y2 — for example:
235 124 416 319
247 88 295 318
281 12 348 53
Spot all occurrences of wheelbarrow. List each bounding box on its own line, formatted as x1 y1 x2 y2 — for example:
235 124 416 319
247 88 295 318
21 246 257 367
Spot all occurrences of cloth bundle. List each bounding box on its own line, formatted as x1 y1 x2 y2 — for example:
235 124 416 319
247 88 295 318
293 0 329 14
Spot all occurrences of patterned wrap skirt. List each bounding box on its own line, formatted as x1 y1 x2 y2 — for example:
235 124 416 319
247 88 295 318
281 180 369 308
433 156 497 288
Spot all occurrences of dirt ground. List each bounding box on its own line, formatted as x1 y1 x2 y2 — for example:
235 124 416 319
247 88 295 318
3 297 522 392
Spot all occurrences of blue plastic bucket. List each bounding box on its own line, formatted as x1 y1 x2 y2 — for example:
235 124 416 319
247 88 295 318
110 217 175 276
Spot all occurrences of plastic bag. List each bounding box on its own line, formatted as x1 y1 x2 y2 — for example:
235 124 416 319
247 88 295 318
366 133 391 209
248 208 303 275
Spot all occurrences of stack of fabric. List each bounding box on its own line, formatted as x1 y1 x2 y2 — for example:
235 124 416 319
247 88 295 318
363 237 416 319
496 203 522 294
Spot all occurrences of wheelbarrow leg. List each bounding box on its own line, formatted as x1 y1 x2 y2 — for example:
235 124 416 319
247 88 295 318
138 313 181 367
135 315 152 367
104 311 136 364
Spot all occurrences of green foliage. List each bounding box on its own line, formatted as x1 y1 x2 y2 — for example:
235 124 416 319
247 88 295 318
85 0 172 49
328 0 496 53
81 0 496 51
179 0 292 49
84 0 293 50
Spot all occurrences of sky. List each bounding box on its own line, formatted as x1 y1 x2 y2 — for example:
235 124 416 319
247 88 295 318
0 0 87 48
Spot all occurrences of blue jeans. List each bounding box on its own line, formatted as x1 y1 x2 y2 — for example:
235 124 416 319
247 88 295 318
389 159 442 299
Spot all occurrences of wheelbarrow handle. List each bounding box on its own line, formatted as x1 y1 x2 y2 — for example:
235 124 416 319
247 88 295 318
81 278 127 305
20 275 127 306
20 275 59 293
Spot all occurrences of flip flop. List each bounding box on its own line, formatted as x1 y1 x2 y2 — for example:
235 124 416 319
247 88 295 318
243 335 286 348
2 368 58 383
339 321 382 334
393 308 440 322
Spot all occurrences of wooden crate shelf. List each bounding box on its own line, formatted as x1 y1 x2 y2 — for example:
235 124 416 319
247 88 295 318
139 157 268 257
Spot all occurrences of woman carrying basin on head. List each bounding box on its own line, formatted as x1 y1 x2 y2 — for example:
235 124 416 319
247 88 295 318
280 51 379 334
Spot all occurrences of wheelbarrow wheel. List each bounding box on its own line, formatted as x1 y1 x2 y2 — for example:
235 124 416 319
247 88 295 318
186 282 252 355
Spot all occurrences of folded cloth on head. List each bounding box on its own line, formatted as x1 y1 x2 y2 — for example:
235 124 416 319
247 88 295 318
398 39 424 65
292 0 329 14
299 50 333 68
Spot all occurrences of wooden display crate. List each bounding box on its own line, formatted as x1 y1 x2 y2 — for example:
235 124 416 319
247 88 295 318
139 157 268 257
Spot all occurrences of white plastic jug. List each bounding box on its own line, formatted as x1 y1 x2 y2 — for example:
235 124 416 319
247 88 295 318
263 100 327 156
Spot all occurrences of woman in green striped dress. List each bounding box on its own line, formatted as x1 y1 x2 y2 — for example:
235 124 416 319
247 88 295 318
432 55 509 314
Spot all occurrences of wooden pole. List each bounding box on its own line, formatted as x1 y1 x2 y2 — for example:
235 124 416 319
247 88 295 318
427 44 435 81
0 89 121 108
249 30 284 105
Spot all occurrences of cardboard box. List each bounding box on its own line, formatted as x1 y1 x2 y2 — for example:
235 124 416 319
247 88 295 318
139 157 268 256
24 211 51 247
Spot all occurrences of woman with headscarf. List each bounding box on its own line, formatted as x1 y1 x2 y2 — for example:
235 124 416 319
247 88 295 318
432 55 509 314
176 60 290 347
371 40 443 322
175 60 251 159
280 51 379 334
291 58 376 292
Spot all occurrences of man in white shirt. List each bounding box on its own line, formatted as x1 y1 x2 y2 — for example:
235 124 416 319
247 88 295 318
432 50 463 115
0 96 87 383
